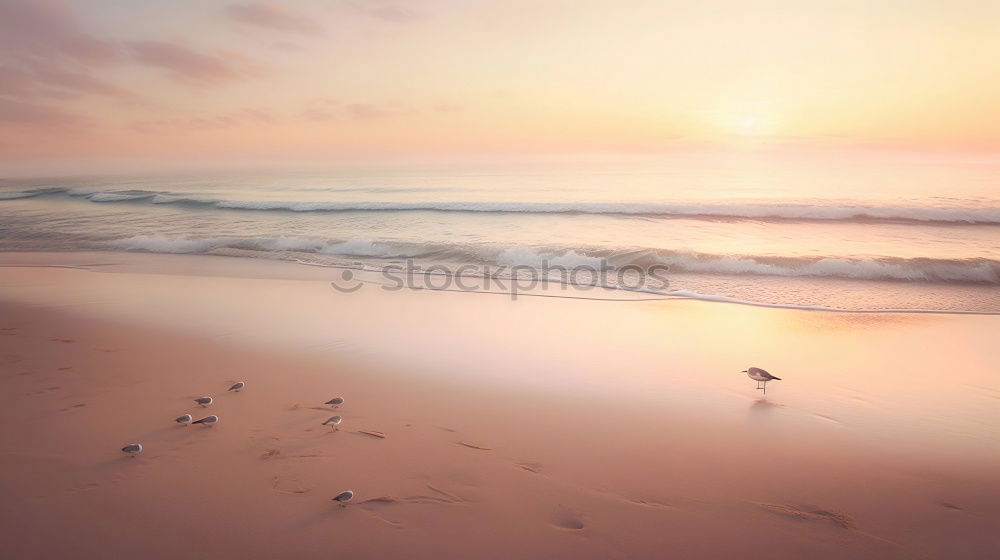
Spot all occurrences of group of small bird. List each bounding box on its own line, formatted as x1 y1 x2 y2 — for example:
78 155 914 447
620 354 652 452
120 369 779 507
120 382 355 505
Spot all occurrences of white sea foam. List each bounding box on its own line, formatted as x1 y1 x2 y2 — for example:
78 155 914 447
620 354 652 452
67 187 99 196
111 235 233 254
0 191 40 200
104 235 1000 284
87 192 156 202
209 199 1000 223
660 254 999 283
497 247 609 270
2 187 998 223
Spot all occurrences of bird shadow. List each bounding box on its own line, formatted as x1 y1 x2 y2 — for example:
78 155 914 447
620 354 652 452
293 504 353 529
91 454 144 473
748 398 782 418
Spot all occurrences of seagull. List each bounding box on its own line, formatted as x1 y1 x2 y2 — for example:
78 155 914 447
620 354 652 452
332 490 354 505
228 381 245 392
324 397 344 407
322 416 342 430
192 415 219 426
194 396 213 407
122 443 142 457
742 367 781 395
175 414 192 426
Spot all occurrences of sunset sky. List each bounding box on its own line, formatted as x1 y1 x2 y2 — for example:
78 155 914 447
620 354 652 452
1 0 998 172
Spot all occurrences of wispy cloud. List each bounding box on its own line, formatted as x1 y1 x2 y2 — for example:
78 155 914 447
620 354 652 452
300 99 421 122
226 3 323 36
0 0 119 65
129 41 259 85
348 1 426 22
0 97 86 126
131 108 277 133
0 0 132 101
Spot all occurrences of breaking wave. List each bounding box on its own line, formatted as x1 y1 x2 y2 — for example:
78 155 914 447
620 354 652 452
2 187 998 224
108 235 1000 284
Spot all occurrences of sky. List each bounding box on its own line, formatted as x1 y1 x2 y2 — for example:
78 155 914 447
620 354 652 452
1 0 998 173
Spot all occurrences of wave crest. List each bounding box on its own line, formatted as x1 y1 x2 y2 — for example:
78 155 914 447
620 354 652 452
3 187 998 224
107 235 1000 285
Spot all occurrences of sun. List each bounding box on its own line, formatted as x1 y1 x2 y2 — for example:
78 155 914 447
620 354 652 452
711 105 777 139
734 114 771 137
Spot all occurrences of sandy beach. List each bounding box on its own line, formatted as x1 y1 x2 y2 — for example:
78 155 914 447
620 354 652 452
1 252 997 559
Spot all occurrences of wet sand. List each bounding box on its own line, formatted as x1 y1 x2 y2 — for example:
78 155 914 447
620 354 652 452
1 252 998 559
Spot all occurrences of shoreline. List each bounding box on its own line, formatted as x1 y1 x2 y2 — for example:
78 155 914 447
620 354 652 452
1 250 998 315
2 251 999 558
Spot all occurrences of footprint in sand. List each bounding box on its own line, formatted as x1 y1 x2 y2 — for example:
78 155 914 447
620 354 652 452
516 462 542 473
360 485 464 508
356 430 386 439
260 449 281 459
629 497 674 510
550 505 585 530
357 485 464 528
58 403 87 412
758 503 855 529
271 474 309 495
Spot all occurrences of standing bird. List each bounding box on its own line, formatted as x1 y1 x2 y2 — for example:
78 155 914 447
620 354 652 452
322 416 342 430
332 490 354 505
192 415 219 426
742 367 781 395
175 414 193 426
228 381 245 392
194 396 213 407
324 397 344 407
122 443 142 457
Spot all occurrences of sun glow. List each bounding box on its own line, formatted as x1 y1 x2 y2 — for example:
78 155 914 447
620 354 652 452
737 115 767 136
711 108 777 140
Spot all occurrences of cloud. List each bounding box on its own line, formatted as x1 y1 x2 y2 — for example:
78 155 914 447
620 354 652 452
225 3 323 36
131 108 277 133
432 102 462 113
300 107 338 123
129 41 257 85
345 103 393 120
0 1 119 65
0 0 133 100
0 97 85 126
301 100 420 122
349 2 426 22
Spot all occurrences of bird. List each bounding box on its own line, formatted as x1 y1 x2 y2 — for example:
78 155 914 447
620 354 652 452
324 397 344 407
192 415 219 426
122 443 142 457
332 490 354 505
228 381 245 392
175 414 193 426
194 396 213 407
322 416 342 430
742 367 782 395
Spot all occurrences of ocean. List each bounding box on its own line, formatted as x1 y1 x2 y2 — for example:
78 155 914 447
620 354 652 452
2 152 998 312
